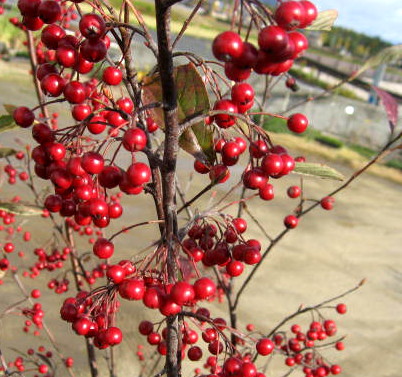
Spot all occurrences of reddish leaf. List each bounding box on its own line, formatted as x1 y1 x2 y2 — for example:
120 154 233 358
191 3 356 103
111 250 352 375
142 63 215 163
372 86 399 132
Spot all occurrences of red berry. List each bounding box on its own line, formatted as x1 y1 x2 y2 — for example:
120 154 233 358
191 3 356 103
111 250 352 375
81 152 104 174
80 39 107 63
13 107 35 128
258 26 289 53
336 303 347 314
256 338 274 356
193 277 216 300
93 238 114 259
41 24 65 49
299 1 318 28
287 185 301 198
64 81 86 104
284 215 298 229
231 83 255 113
102 67 123 85
261 154 283 176
41 73 65 97
105 327 123 346
287 113 308 133
72 104 91 121
38 1 61 24
321 196 335 210
274 1 307 30
79 13 106 40
188 346 202 361
139 320 153 335
213 99 238 129
170 281 195 306
119 278 145 300
126 162 151 186
122 128 147 152
106 265 126 284
87 115 107 134
212 31 244 62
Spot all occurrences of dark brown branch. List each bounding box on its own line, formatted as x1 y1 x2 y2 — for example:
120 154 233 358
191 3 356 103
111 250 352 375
154 1 181 377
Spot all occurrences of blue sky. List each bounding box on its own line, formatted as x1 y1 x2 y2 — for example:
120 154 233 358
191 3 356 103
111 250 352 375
313 0 402 44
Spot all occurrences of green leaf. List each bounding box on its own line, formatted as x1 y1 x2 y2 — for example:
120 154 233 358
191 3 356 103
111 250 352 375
293 162 345 181
350 44 402 81
306 10 338 31
0 114 17 133
3 104 17 115
0 202 43 216
142 63 215 163
0 148 17 158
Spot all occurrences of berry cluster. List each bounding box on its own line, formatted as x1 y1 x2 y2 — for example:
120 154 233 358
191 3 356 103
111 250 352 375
182 218 262 274
21 302 44 336
212 1 317 80
0 345 73 375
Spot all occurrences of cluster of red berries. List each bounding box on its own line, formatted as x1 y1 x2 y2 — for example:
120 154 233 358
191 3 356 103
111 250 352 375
181 218 262 275
15 0 77 32
3 153 28 184
0 345 73 375
212 1 317 80
21 302 44 336
60 289 123 349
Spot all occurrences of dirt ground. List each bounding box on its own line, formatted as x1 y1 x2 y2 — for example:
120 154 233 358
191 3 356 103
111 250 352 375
0 60 401 377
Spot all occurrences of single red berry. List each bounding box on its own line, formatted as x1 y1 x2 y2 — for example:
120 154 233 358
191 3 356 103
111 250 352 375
336 303 347 314
259 183 275 201
41 24 66 49
194 159 210 174
261 154 284 176
79 13 106 39
188 346 203 361
72 104 91 121
38 1 61 24
102 67 123 85
38 364 48 374
299 1 318 28
287 185 301 198
213 99 238 129
274 1 307 30
87 115 107 134
170 281 195 306
321 196 335 210
224 62 251 82
258 26 289 53
287 113 308 133
212 31 244 62
81 152 104 174
13 107 35 128
122 128 147 152
105 327 123 346
64 81 86 104
93 238 114 259
80 39 107 63
284 215 299 229
126 162 151 186
119 278 145 300
193 277 216 300
106 265 126 284
231 83 255 113
256 338 274 356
